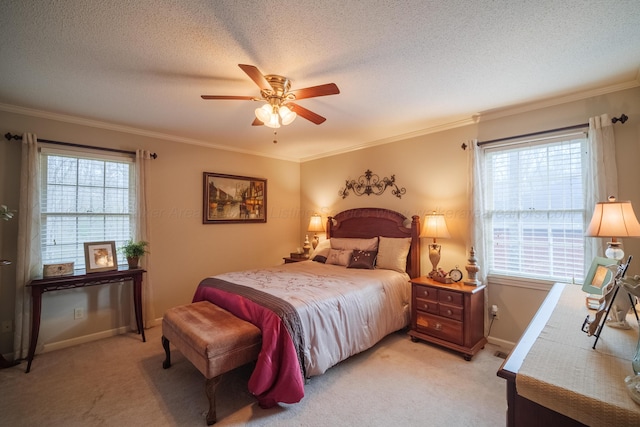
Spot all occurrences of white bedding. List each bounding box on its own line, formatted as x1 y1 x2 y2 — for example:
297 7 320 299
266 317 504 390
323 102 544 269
215 260 411 377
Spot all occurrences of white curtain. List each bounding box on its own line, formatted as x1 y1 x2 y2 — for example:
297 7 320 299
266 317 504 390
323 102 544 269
134 150 155 327
584 114 618 262
468 139 488 286
14 133 42 359
468 139 489 333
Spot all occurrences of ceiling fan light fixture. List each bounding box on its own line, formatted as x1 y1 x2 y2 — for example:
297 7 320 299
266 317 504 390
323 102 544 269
266 113 281 128
203 64 339 128
279 105 297 125
255 104 272 123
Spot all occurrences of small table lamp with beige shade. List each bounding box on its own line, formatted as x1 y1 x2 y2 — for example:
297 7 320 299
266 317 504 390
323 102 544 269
585 196 640 328
420 211 451 282
307 213 325 250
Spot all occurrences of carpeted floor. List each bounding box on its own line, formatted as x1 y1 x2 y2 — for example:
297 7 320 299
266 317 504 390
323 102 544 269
0 326 507 426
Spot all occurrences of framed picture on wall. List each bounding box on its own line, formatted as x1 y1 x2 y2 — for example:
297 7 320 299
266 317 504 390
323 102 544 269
203 172 267 224
84 241 118 273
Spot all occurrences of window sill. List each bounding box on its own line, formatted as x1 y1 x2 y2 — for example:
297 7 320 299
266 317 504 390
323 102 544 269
487 274 558 291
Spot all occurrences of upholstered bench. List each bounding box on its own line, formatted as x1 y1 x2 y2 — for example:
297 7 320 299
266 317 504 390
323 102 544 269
162 301 262 425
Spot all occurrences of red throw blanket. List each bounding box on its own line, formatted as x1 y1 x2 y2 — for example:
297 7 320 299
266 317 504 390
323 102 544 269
193 278 305 408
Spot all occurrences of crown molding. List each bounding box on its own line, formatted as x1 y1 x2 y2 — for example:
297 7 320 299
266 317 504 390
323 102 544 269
0 103 299 163
3 74 638 164
473 78 640 123
302 76 640 162
300 116 478 162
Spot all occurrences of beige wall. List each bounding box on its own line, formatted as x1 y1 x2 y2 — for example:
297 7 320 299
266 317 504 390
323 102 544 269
0 110 301 355
1 86 639 356
301 86 640 347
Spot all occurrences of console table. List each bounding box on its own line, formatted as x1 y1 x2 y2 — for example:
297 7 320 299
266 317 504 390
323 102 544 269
498 283 640 426
26 267 146 373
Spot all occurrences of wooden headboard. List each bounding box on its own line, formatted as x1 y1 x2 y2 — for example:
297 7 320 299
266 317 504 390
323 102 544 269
326 208 421 278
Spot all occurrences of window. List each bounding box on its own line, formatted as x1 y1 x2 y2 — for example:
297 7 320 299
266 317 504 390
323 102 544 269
483 134 587 283
40 148 135 271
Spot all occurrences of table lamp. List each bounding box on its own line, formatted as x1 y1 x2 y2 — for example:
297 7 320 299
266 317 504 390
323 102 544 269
420 211 451 277
586 196 640 261
308 214 325 249
585 196 640 328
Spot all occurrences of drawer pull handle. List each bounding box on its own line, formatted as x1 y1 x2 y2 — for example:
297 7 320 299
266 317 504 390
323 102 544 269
422 291 429 297
434 323 442 331
446 309 452 315
446 295 452 301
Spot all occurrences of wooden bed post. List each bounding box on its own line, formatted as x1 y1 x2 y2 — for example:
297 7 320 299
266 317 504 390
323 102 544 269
410 215 420 279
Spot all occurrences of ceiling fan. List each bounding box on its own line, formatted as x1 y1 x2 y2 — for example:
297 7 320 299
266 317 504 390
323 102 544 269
201 64 340 129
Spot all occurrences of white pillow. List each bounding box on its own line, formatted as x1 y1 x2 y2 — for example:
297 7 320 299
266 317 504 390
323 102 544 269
376 237 411 273
309 238 331 258
326 248 353 266
330 237 378 251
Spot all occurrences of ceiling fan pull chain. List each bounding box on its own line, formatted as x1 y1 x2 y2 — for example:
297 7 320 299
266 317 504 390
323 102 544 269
273 131 278 144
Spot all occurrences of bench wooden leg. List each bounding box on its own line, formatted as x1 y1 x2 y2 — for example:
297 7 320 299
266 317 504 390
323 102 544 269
162 335 171 369
205 375 222 425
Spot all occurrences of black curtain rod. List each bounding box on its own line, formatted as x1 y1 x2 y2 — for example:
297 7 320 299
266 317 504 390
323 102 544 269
4 132 158 159
473 113 628 148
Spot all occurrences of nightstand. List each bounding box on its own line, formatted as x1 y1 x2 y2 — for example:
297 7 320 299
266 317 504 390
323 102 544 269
408 277 487 360
283 257 307 264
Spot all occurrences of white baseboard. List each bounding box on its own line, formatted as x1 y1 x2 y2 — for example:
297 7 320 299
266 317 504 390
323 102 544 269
42 326 131 353
487 336 515 351
41 317 161 354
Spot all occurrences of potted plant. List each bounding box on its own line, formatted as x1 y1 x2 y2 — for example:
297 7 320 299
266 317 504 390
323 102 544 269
119 240 148 269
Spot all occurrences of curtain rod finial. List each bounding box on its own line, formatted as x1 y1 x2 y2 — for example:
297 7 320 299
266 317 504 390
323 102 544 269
612 114 628 124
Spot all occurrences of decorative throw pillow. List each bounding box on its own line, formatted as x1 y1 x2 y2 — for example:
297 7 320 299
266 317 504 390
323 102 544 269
326 248 353 266
312 247 331 263
330 237 378 251
347 250 377 269
376 237 411 273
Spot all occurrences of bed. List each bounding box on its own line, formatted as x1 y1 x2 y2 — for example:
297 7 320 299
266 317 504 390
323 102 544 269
192 208 421 408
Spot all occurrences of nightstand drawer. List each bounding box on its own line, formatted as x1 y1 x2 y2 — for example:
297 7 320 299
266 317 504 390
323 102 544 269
439 303 463 321
414 284 437 301
415 312 463 345
415 298 439 314
438 290 463 307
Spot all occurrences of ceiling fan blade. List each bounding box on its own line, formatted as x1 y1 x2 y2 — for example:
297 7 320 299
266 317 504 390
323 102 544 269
289 102 326 125
289 83 340 100
252 117 264 126
201 95 255 100
238 64 271 91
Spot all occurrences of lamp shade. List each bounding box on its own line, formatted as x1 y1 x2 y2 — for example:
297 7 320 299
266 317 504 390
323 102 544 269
420 212 451 241
255 104 272 123
255 104 281 128
585 197 640 238
279 105 297 125
308 214 324 232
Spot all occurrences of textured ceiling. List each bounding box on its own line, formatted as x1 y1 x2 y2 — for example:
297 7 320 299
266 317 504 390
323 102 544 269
1 1 639 161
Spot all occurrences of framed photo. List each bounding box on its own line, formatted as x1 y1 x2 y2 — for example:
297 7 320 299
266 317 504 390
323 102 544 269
203 172 267 224
84 241 118 273
581 256 618 295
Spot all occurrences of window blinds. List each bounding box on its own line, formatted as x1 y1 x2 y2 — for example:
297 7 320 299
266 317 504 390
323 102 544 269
484 135 587 282
40 148 135 270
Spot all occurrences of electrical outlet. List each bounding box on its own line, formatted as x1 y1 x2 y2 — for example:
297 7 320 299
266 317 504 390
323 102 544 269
491 304 499 319
74 308 84 320
1 320 11 333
